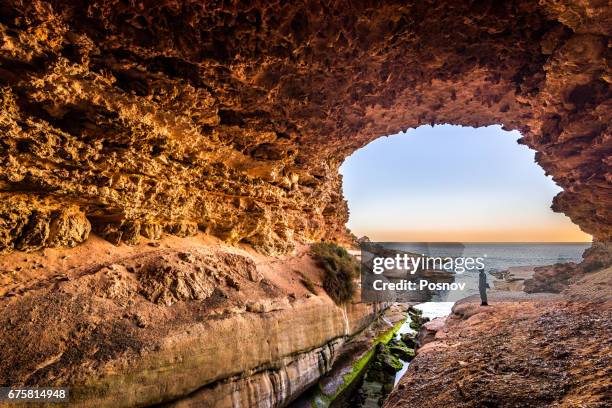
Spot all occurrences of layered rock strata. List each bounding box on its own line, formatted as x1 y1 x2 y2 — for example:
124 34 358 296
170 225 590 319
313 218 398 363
0 239 384 407
0 2 611 407
168 305 409 408
292 304 408 408
0 0 610 255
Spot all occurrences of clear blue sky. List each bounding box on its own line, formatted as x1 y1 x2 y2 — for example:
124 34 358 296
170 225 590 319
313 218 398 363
339 124 590 242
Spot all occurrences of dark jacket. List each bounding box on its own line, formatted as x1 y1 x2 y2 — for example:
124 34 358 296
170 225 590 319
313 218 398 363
478 271 489 290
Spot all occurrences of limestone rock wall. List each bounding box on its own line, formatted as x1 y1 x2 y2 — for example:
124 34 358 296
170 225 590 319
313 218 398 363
0 244 384 407
0 0 610 253
165 337 344 408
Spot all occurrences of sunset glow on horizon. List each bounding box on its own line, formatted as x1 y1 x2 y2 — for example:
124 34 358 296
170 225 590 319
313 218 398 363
364 228 591 243
340 125 592 243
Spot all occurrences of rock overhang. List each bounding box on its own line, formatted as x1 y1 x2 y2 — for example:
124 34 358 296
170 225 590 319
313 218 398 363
0 0 609 254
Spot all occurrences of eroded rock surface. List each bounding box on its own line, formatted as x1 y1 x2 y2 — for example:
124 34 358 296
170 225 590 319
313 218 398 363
0 241 384 407
0 0 610 254
386 290 612 408
0 2 610 407
525 241 612 293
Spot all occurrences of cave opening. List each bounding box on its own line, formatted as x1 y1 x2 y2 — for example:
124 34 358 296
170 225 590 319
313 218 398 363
339 124 592 244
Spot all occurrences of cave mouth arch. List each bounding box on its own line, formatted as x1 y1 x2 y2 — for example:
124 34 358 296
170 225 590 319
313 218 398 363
0 0 609 256
339 124 592 243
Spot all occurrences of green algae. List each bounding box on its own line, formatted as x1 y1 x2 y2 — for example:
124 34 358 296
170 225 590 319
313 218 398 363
308 316 407 408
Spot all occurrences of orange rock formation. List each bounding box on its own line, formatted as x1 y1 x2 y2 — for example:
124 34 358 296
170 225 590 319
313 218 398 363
1 0 609 255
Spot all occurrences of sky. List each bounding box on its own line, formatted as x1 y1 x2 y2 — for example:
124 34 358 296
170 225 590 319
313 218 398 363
339 124 592 242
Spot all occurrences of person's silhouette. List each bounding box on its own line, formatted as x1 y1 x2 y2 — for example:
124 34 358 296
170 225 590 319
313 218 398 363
478 268 489 306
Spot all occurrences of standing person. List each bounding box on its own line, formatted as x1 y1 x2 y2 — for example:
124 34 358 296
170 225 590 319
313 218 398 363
478 268 490 306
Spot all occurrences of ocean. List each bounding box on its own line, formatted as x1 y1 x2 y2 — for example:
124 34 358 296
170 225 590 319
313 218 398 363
389 242 591 301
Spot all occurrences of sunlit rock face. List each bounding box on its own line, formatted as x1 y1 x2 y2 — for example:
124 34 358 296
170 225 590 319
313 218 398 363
0 0 609 253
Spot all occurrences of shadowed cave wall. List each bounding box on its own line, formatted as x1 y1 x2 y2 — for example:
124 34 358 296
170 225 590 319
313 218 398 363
0 0 610 255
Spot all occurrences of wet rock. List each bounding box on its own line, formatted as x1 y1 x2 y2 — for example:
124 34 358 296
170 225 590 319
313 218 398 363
388 344 415 362
409 315 430 331
379 346 403 373
368 344 404 383
400 333 417 349
416 317 448 348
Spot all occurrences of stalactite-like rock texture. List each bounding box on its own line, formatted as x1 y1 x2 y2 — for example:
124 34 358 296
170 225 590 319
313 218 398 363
1 0 610 253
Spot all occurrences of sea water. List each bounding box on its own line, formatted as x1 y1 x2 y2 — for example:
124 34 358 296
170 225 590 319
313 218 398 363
332 243 590 407
390 242 590 301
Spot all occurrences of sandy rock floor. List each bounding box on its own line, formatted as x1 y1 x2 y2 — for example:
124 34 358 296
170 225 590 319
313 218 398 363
385 286 612 408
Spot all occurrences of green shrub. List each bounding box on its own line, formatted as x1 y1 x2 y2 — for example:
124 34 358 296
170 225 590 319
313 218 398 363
310 242 359 304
